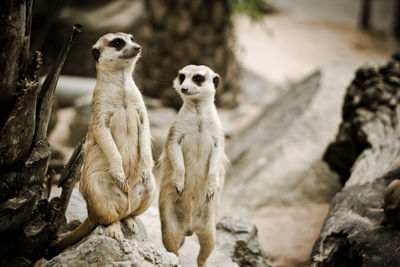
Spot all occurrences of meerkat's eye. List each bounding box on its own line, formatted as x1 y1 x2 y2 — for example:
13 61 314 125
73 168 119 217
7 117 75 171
179 73 185 84
192 74 205 85
130 37 135 43
109 38 125 50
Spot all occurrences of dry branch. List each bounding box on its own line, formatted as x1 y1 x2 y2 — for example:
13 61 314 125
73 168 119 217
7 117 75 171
35 24 82 142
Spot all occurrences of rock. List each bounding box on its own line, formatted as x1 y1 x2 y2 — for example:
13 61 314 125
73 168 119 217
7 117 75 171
324 56 400 184
309 55 400 267
39 219 179 267
216 217 272 267
308 172 400 267
42 189 271 266
218 68 281 139
222 63 359 216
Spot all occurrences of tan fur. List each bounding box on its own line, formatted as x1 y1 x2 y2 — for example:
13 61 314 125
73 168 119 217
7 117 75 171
49 33 155 255
159 65 228 266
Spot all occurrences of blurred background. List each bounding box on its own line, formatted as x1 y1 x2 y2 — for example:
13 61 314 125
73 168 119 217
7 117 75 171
35 0 394 266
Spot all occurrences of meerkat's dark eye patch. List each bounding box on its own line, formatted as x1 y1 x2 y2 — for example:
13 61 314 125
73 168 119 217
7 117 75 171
192 74 205 86
109 38 125 50
130 37 135 43
178 73 185 84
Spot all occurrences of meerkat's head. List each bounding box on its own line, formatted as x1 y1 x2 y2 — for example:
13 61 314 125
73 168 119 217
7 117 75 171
91 32 141 70
173 65 221 102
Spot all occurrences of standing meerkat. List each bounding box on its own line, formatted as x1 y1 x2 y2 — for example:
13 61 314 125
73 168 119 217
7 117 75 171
50 32 155 255
159 65 228 266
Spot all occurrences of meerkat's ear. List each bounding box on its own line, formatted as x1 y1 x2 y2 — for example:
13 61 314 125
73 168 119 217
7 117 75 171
212 74 221 89
91 47 101 62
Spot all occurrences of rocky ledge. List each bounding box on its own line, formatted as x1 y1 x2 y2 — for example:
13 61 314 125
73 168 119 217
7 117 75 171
36 190 271 267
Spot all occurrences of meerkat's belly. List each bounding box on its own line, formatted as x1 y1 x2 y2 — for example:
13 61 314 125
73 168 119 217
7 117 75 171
181 132 213 192
109 107 140 177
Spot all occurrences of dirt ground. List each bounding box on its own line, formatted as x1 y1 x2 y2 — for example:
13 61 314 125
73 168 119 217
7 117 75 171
234 12 390 85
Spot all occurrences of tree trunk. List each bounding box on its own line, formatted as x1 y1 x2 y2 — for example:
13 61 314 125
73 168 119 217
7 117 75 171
309 54 400 266
0 0 32 127
0 1 82 263
139 0 242 109
359 0 372 31
393 0 400 51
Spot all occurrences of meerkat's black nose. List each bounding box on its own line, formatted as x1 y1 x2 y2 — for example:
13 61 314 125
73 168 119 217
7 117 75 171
134 46 141 52
181 88 188 93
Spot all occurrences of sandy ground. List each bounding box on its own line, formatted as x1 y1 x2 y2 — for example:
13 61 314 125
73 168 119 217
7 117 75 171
248 204 330 267
234 13 390 85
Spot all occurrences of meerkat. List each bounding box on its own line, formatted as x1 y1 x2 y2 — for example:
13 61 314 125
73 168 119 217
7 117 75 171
159 65 228 266
383 179 400 226
49 32 155 255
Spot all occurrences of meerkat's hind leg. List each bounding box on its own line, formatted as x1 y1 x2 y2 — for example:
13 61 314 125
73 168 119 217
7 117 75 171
108 221 124 241
196 226 216 267
124 216 138 234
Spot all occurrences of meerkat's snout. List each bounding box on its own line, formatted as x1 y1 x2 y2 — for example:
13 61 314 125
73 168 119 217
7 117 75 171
120 44 141 59
181 87 188 93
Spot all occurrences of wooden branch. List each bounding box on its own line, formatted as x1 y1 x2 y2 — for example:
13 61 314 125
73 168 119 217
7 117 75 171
309 55 400 266
35 24 82 142
58 137 85 215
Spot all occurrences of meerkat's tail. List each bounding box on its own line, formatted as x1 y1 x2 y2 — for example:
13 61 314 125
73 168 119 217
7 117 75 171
48 218 97 257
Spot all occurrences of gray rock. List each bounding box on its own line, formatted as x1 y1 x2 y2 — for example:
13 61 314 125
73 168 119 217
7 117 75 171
216 217 272 267
42 189 271 266
40 220 179 267
308 55 400 267
222 63 359 216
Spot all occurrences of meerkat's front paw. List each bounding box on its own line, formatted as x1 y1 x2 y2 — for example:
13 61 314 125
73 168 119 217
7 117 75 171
111 172 128 193
175 182 184 197
206 187 215 202
141 169 151 185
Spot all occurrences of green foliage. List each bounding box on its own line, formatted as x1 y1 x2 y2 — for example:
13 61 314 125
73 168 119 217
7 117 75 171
234 0 265 21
